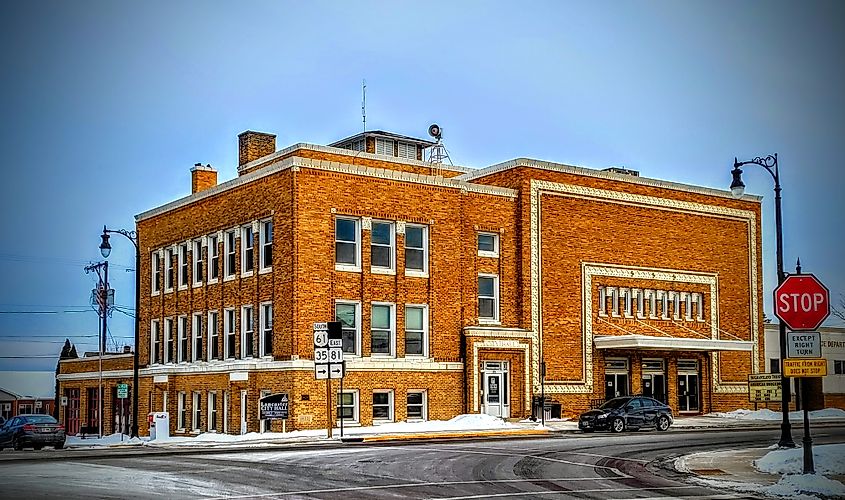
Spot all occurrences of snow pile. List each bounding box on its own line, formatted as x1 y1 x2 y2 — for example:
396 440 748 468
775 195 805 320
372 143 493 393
66 433 145 447
708 408 845 421
755 444 845 476
764 473 845 499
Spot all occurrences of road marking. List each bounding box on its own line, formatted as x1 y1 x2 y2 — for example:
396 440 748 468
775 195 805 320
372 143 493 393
428 485 702 499
449 445 650 464
614 495 742 500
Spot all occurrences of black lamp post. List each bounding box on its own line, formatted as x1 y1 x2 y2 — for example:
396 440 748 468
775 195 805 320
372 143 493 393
730 153 795 448
99 225 141 439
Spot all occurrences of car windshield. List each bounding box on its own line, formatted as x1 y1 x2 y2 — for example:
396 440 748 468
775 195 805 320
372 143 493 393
24 415 57 424
600 398 630 410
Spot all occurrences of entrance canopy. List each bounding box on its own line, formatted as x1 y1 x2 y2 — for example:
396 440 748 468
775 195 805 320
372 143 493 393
593 334 753 352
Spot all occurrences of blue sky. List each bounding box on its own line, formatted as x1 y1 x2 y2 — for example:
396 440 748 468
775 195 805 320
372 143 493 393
1 1 843 371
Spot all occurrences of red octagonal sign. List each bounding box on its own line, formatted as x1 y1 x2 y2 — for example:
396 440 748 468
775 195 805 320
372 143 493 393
774 274 830 331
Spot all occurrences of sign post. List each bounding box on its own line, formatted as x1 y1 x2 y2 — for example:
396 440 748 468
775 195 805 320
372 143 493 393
314 321 344 438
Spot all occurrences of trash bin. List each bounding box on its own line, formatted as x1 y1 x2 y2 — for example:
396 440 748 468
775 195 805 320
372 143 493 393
148 411 170 440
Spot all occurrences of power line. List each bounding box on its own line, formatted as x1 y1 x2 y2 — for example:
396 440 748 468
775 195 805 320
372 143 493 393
0 310 93 315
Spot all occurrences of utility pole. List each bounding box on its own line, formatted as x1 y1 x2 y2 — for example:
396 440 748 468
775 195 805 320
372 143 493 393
85 261 109 439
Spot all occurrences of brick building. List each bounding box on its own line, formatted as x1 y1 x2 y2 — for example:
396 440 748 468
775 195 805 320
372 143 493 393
58 127 765 436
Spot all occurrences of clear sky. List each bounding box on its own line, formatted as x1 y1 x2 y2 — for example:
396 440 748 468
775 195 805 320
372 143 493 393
1 1 843 371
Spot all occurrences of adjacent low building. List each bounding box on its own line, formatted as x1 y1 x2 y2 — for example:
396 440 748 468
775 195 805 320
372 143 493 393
58 127 767 436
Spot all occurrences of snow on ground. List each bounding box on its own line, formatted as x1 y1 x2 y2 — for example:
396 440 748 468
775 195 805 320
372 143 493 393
690 474 845 500
755 444 845 476
708 408 845 421
66 433 144 447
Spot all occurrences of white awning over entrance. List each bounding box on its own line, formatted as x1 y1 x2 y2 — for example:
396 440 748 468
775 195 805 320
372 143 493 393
593 334 753 352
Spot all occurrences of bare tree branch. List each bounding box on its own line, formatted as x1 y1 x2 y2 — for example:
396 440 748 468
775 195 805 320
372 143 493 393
833 294 845 322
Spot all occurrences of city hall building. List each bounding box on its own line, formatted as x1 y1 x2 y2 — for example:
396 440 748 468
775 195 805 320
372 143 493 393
58 127 765 436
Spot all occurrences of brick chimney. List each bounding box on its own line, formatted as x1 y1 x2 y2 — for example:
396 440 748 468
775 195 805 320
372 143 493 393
191 163 218 194
238 131 276 167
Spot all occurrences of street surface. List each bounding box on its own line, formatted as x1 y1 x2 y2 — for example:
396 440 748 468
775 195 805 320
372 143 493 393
1 427 844 499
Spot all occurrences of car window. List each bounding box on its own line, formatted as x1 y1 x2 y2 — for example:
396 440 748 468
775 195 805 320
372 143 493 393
10 417 21 426
627 398 642 409
640 398 653 408
24 415 57 424
600 398 630 410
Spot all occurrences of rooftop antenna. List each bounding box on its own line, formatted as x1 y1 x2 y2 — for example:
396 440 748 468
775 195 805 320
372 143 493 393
427 123 452 176
362 79 366 132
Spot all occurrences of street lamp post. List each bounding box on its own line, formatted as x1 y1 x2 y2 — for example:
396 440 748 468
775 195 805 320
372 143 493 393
730 153 795 448
99 226 141 439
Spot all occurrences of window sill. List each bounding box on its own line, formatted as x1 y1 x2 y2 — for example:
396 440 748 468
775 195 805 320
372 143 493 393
478 319 501 326
478 251 499 258
372 419 394 426
176 428 186 433
371 268 395 276
178 285 188 291
405 271 428 278
192 282 202 289
335 264 361 273
151 291 160 297
371 353 394 358
259 267 272 275
164 289 174 294
223 275 236 282
240 271 254 279
190 429 201 435
207 279 219 285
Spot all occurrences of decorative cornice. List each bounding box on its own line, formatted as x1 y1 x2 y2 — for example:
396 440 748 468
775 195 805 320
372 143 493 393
140 357 462 376
57 370 133 381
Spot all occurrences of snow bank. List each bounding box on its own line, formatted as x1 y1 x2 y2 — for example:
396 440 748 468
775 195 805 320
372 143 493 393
66 433 145 447
691 473 845 500
755 444 845 476
708 408 845 421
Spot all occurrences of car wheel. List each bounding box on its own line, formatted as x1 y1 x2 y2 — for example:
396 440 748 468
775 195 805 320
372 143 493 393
54 442 64 450
611 417 625 433
13 438 23 451
656 415 670 432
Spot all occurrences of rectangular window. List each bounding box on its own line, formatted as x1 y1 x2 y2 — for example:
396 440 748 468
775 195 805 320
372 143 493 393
208 234 219 282
192 313 203 362
225 309 236 359
241 305 254 358
260 220 272 271
371 303 394 356
405 224 427 275
223 391 230 434
770 358 780 374
177 392 186 430
164 317 174 364
208 311 219 361
192 392 201 431
397 141 416 159
178 243 188 288
208 392 218 432
259 389 272 433
225 230 236 278
151 319 161 364
478 274 500 322
335 217 360 269
242 225 254 275
152 251 161 294
375 137 394 156
835 360 845 375
165 248 175 291
193 239 203 285
337 390 359 423
260 303 273 357
406 391 427 421
477 232 499 257
371 221 395 271
335 301 360 355
372 391 393 422
178 316 188 363
405 305 427 356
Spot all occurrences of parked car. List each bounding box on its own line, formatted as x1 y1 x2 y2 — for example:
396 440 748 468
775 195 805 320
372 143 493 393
578 396 673 433
0 414 66 450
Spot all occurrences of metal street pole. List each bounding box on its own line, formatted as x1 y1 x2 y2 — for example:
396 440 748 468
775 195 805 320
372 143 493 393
793 259 815 474
731 153 795 448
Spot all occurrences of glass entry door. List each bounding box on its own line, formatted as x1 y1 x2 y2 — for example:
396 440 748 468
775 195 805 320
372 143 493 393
604 373 629 400
642 374 666 403
677 373 699 412
482 361 509 418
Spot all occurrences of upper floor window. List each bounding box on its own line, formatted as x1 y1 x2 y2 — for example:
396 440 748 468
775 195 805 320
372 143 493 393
371 221 394 272
224 308 236 359
405 224 428 275
335 301 360 355
191 312 203 362
151 319 161 364
478 274 500 323
405 305 428 356
397 142 416 159
242 225 254 275
260 219 273 271
375 138 394 156
371 303 394 356
151 251 161 295
241 305 254 358
208 311 219 361
335 217 360 270
260 302 273 357
477 232 499 257
224 230 236 278
208 234 219 282
192 240 203 286
164 317 174 364
178 243 189 288
165 248 175 292
178 315 188 363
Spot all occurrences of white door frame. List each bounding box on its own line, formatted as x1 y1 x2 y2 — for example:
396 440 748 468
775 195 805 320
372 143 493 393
481 361 509 418
240 390 247 435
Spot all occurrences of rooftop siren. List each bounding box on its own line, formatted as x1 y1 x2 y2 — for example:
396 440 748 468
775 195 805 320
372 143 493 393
426 123 452 173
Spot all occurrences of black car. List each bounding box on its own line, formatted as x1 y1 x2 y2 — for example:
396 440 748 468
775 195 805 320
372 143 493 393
578 396 673 433
0 414 66 450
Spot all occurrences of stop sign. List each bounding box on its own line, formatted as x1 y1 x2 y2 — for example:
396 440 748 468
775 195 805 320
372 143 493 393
774 274 830 330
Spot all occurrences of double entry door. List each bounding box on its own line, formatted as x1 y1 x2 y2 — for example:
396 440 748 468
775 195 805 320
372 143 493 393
482 361 509 418
677 360 700 413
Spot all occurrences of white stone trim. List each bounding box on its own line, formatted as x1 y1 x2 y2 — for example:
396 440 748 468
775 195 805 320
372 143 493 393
463 327 533 339
471 340 530 413
57 370 133 381
593 335 753 352
139 357 461 376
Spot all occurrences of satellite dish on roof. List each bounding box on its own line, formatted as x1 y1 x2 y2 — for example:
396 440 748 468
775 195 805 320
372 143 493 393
428 124 442 140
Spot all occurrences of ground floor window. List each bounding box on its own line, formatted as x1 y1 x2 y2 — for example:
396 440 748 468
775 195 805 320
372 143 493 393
834 360 844 375
86 387 100 429
192 392 202 431
260 389 272 433
337 390 359 424
406 390 427 421
177 392 186 430
372 390 393 423
208 392 218 432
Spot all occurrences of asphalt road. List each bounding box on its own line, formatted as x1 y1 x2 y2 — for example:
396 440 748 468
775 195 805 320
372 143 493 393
2 427 844 499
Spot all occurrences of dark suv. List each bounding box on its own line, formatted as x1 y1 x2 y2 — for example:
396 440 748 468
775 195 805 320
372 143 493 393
0 414 66 450
578 396 673 433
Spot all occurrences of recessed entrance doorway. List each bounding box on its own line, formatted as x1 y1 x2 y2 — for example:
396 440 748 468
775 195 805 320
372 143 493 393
481 361 510 418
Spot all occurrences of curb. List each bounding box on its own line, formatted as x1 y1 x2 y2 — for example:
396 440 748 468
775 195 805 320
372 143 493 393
358 428 551 443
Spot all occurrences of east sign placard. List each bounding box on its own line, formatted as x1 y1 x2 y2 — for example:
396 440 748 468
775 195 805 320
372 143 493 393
774 274 830 331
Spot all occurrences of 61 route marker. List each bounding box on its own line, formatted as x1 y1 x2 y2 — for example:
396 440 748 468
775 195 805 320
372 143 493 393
774 274 830 331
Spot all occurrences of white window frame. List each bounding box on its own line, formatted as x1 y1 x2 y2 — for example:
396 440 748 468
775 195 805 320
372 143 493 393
477 232 500 258
404 304 429 358
164 317 174 364
224 308 236 359
335 300 361 356
207 310 219 361
208 233 220 284
406 390 427 422
177 392 186 430
241 224 255 277
208 391 218 432
337 389 360 425
223 391 230 434
259 219 272 273
151 250 161 296
478 274 500 324
178 242 189 289
178 315 188 363
370 220 395 274
335 217 361 272
192 391 201 432
191 312 203 362
404 224 428 277
150 319 160 365
165 248 175 293
260 302 273 358
192 239 204 287
372 390 394 424
224 230 236 280
370 302 395 357
375 137 394 156
241 305 255 358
